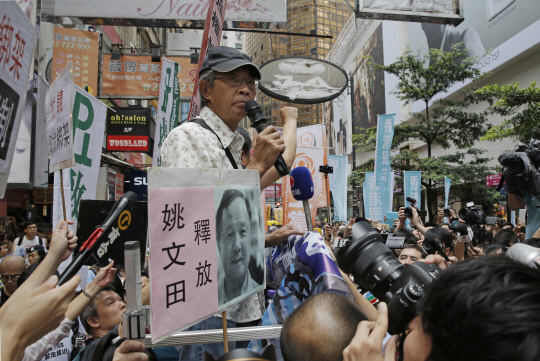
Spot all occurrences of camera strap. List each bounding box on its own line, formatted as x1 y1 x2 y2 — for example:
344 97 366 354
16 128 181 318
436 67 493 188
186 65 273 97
496 173 505 192
191 117 239 170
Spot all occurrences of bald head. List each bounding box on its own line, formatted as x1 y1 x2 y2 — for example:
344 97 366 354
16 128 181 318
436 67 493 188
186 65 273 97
281 293 367 361
0 255 26 295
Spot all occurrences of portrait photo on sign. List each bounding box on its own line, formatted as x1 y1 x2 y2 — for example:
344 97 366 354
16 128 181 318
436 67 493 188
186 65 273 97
214 186 265 308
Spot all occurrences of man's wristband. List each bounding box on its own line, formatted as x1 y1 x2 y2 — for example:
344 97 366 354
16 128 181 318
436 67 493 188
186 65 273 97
82 289 95 301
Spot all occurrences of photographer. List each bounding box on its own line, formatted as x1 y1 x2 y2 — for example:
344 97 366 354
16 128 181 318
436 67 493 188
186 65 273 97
343 256 540 361
397 207 428 236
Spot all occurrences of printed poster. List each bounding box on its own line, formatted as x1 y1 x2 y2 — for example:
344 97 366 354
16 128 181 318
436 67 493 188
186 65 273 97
148 168 265 342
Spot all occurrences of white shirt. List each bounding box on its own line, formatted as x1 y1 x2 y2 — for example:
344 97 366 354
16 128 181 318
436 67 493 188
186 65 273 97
161 107 264 323
15 236 42 248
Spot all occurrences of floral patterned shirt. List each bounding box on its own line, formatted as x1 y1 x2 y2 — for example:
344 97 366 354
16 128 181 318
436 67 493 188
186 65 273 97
160 106 264 323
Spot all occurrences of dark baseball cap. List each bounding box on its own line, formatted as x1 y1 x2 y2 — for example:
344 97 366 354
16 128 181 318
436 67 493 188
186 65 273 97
199 46 261 79
27 245 45 253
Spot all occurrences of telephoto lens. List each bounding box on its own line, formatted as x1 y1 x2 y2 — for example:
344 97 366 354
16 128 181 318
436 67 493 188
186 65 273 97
336 219 441 334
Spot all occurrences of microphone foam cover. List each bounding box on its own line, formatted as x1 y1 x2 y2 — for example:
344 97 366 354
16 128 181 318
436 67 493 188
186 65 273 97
290 167 314 201
506 243 540 268
123 191 138 205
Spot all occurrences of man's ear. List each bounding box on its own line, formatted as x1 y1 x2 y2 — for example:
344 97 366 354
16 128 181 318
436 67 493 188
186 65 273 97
199 79 212 104
87 316 100 329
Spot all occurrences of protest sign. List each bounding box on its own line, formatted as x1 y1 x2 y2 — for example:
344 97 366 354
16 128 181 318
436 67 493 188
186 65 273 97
444 176 452 222
148 168 265 342
0 2 38 197
404 171 422 228
46 64 75 172
53 85 107 232
327 155 348 221
152 58 180 167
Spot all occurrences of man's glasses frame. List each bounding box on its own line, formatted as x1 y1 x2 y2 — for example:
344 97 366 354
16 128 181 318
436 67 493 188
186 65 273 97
214 75 258 89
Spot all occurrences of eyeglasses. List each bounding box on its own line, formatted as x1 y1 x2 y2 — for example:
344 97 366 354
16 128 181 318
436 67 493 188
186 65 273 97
26 226 37 229
1 275 21 281
215 75 258 90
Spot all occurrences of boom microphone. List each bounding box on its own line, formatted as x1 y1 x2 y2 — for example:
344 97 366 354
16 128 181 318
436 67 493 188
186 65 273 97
290 167 314 231
245 100 289 177
58 191 138 285
506 243 540 269
423 233 451 263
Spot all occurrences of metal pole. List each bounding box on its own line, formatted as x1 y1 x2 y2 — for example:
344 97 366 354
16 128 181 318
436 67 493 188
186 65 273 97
122 241 146 340
325 174 331 224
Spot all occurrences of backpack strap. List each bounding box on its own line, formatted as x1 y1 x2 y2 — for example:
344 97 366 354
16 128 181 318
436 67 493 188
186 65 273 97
190 117 239 170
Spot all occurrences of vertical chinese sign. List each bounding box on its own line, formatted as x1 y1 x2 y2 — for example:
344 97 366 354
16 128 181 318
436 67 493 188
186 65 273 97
187 0 227 120
374 114 395 187
53 86 107 232
152 58 180 167
404 171 422 228
52 27 99 92
148 168 264 342
363 171 394 223
0 2 38 197
46 64 75 173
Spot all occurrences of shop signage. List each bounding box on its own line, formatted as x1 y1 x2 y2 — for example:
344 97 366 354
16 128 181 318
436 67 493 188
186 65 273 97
106 107 151 152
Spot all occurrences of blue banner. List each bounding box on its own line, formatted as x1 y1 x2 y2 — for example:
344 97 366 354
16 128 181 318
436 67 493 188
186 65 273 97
374 114 396 187
328 155 347 221
363 171 394 222
404 171 422 228
444 177 451 223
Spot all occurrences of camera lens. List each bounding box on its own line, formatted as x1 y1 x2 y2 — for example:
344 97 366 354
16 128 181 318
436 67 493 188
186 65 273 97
443 209 452 217
336 220 403 303
458 207 476 223
404 207 412 218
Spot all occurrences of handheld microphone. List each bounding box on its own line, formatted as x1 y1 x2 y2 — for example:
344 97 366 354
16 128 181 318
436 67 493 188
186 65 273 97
58 191 138 285
245 100 289 177
290 167 314 231
506 243 540 269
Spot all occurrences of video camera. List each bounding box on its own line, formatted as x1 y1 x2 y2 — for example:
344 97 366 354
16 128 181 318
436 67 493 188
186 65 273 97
458 202 497 225
498 139 540 198
335 219 440 334
404 197 427 218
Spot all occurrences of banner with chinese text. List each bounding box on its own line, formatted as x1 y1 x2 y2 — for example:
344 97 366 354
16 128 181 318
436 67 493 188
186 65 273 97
404 171 422 228
52 27 99 92
374 114 395 187
152 58 180 167
53 86 108 231
148 168 264 342
327 155 347 221
46 64 75 172
101 55 196 98
187 0 227 120
0 2 38 197
283 146 324 231
363 171 394 223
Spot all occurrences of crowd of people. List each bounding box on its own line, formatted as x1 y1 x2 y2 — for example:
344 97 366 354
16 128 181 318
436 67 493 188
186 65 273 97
1 44 539 361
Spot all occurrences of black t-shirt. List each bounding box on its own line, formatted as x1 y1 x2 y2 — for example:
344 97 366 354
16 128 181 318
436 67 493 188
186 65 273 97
0 288 10 308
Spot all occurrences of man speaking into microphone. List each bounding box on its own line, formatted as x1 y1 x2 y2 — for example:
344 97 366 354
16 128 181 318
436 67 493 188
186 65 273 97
160 46 299 360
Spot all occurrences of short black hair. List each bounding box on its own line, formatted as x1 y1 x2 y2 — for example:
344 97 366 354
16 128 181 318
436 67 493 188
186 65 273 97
400 244 425 258
424 222 438 228
216 189 252 242
485 243 507 256
524 238 540 249
281 293 367 361
425 227 453 249
17 263 39 287
420 257 540 361
493 229 518 245
502 222 515 228
2 233 14 242
23 221 36 229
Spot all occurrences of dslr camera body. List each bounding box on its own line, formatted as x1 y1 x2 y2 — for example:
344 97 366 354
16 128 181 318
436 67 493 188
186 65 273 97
404 197 427 218
458 202 497 225
335 219 440 334
498 139 540 198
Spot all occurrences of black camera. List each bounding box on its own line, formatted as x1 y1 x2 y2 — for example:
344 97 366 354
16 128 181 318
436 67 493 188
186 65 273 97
336 219 440 334
443 208 452 217
458 202 497 225
404 197 427 218
498 140 540 198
